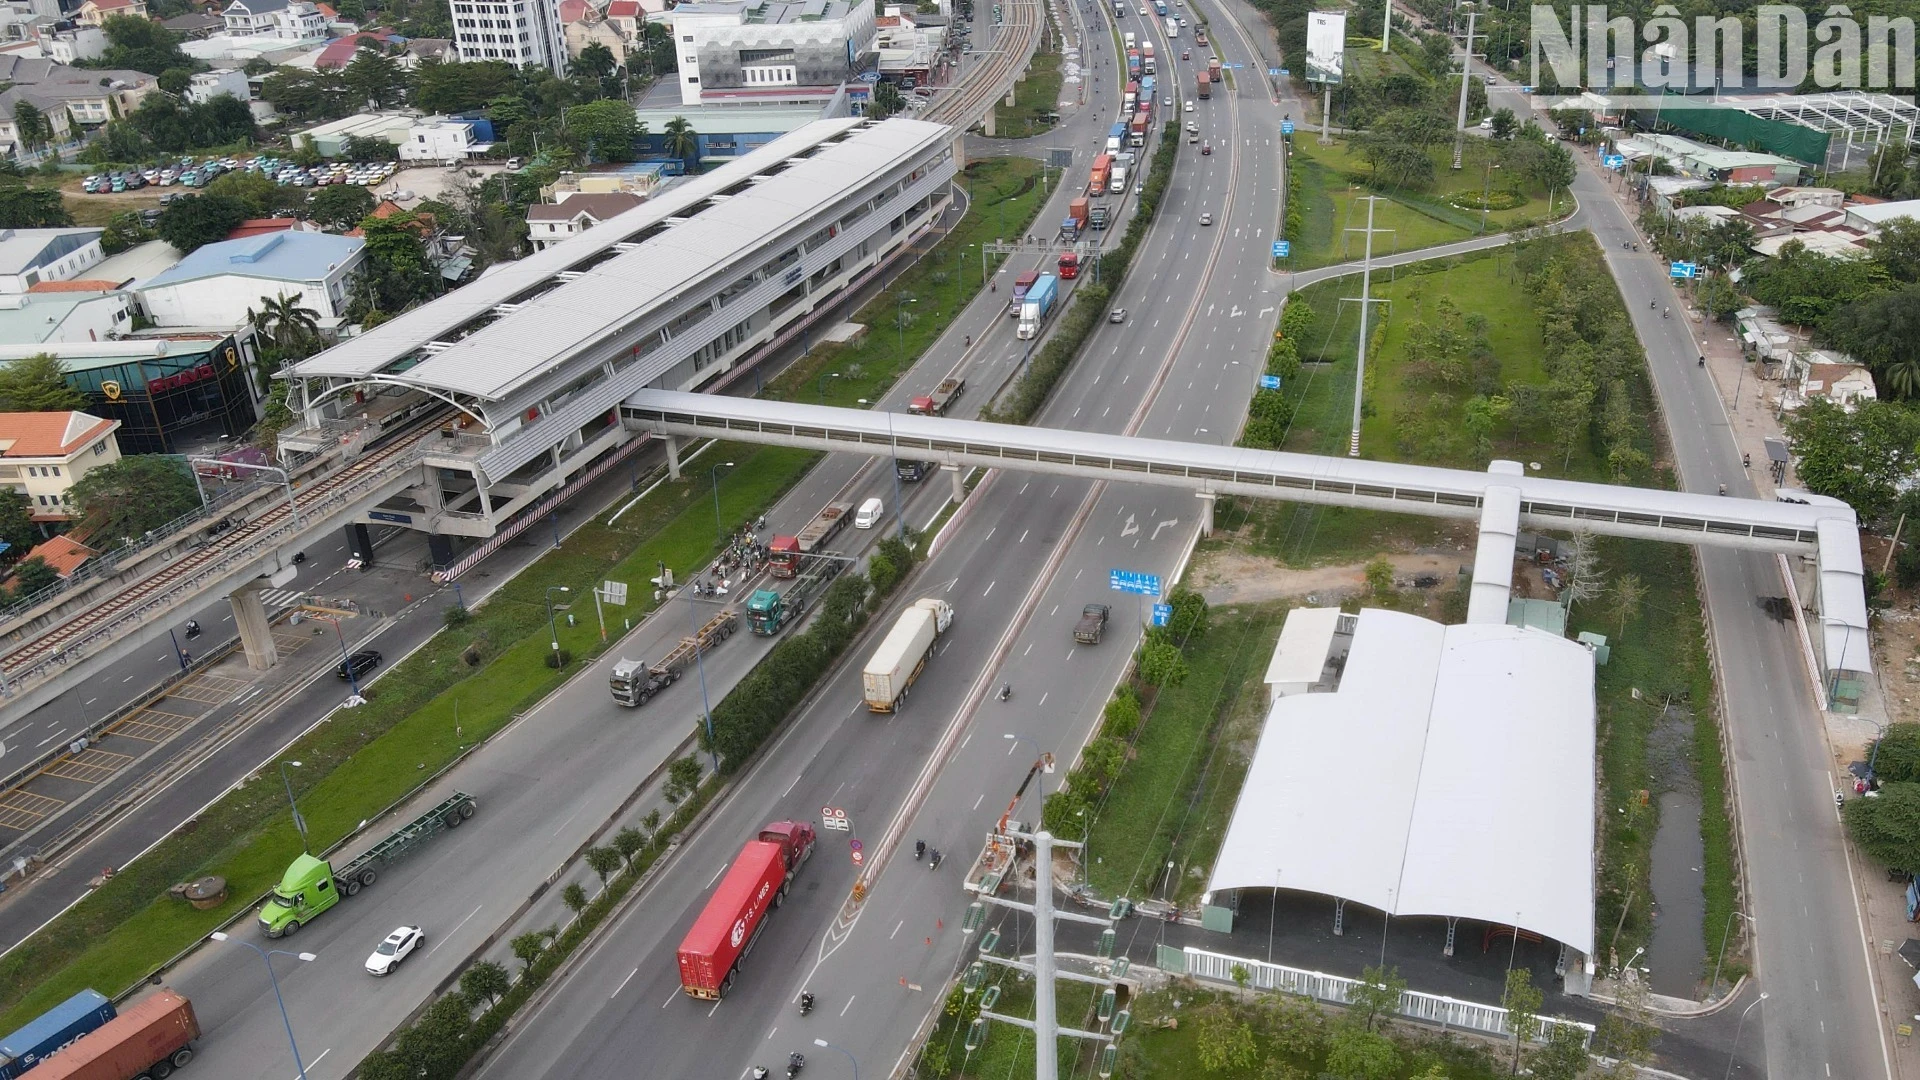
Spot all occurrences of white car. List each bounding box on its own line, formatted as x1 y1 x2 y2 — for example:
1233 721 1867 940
1185 100 1195 112
1164 96 1173 106
1200 212 1213 226
366 926 423 976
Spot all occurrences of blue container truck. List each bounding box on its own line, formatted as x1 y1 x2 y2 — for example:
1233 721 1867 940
0 991 116 1079
1106 122 1127 152
1016 273 1059 340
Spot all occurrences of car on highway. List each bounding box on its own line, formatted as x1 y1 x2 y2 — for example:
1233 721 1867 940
1201 142 1212 155
1109 308 1126 322
1200 212 1212 225
1185 100 1195 112
1165 96 1174 106
339 649 383 680
1133 182 1143 194
366 925 423 976
1186 121 1198 133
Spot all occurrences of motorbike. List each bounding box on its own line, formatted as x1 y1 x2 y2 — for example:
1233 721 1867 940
754 1069 771 1080
799 992 814 1016
929 849 944 870
1718 484 1727 496
292 551 307 564
788 1053 806 1078
998 683 1012 701
915 840 926 861
184 620 201 639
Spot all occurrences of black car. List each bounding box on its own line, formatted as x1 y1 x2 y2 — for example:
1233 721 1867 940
338 649 382 680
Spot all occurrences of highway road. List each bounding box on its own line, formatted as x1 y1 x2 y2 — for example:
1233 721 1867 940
1472 76 1888 1079
472 1 1289 1076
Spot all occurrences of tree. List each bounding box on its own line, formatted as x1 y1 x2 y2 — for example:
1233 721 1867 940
1871 217 1920 285
0 490 33 560
203 171 289 218
355 212 440 314
510 929 551 971
1324 1026 1400 1080
1782 398 1920 523
459 959 510 1007
157 194 248 253
568 42 622 99
1489 106 1517 140
1529 1020 1592 1080
344 45 410 109
309 184 377 231
1364 557 1395 600
342 134 400 161
1195 1007 1259 1072
355 1051 414 1080
1605 572 1646 636
565 99 639 162
390 992 471 1079
12 101 50 153
93 14 192 74
613 824 648 866
584 845 622 885
1869 723 1920 783
561 880 589 914
1501 968 1544 1074
1824 286 1920 399
1696 272 1742 321
1136 640 1188 687
69 455 201 541
1347 965 1406 1033
11 557 57 595
1165 588 1209 641
0 353 85 412
664 754 702 804
1845 780 1920 871
249 293 322 353
260 68 351 122
662 115 699 172
870 81 905 119
0 185 70 228
415 58 519 113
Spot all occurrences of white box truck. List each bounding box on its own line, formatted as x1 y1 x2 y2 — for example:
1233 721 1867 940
861 598 955 712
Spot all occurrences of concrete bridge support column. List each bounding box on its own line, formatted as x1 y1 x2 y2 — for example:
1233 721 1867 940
662 434 682 480
229 579 279 672
944 462 966 503
1195 491 1216 536
983 109 995 137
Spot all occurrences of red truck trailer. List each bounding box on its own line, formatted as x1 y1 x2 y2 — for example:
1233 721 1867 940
30 992 198 1080
1008 269 1039 317
1089 153 1112 196
677 822 817 999
1197 70 1211 98
1058 251 1080 279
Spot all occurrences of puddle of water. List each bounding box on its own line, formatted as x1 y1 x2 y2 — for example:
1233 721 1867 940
1648 787 1706 997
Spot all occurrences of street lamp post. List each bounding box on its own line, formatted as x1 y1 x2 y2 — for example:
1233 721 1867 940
1479 161 1499 234
684 581 721 774
545 586 571 659
816 371 841 403
208 933 316 1080
279 759 308 853
1723 992 1768 1080
709 461 735 542
812 1038 859 1080
1709 910 1751 998
896 295 918 353
310 613 360 700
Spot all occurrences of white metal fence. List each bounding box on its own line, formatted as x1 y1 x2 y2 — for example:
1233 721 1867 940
1183 948 1594 1047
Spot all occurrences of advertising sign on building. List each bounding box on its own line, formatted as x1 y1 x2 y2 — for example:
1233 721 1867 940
1304 11 1345 85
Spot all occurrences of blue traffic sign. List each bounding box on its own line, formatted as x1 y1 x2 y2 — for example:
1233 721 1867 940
1152 603 1173 627
1279 67 1290 75
1272 239 1290 258
1259 374 1282 390
1669 261 1699 279
1268 66 1280 76
1109 569 1162 596
1281 120 1294 135
1601 153 1625 170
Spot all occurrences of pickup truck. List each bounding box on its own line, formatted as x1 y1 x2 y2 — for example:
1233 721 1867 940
1074 604 1110 644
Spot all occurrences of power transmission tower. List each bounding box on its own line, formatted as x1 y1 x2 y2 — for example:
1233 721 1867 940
959 827 1135 1080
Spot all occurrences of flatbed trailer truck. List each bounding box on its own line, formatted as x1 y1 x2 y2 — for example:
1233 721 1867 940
608 608 740 705
746 558 843 636
258 791 478 937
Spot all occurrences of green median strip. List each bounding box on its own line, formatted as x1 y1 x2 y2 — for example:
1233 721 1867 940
0 156 1053 1031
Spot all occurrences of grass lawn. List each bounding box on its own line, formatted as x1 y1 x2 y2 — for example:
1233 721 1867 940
1083 600 1286 904
989 24 1065 140
0 158 1057 1031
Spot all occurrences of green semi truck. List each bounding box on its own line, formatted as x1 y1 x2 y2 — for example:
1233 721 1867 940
745 556 844 636
258 791 477 938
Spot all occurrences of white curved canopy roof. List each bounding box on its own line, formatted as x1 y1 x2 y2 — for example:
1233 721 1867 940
1208 608 1597 955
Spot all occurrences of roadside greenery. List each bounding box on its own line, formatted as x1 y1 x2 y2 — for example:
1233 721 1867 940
987 123 1180 423
987 18 1063 139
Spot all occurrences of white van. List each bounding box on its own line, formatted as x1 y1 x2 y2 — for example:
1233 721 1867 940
855 497 885 529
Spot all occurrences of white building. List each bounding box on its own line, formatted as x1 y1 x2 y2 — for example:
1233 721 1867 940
41 26 104 64
526 191 644 249
0 228 104 294
136 232 365 328
219 0 327 40
187 67 251 104
398 118 483 162
450 0 566 73
662 0 876 106
0 285 134 345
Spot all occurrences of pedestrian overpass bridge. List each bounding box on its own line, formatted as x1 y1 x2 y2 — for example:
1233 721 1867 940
622 390 1871 678
0 390 1870 722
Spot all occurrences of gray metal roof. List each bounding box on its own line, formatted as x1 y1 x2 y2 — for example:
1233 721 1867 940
290 118 949 401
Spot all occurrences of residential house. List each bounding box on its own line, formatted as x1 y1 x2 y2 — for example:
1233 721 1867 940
1777 351 1879 411
220 0 326 40
75 0 146 26
187 67 250 103
226 218 320 240
525 191 642 249
565 8 627 63
314 29 393 68
0 282 135 344
398 116 485 161
136 231 364 327
0 57 157 127
161 12 226 38
15 535 99 578
0 85 72 151
0 410 122 523
404 37 454 64
603 0 658 44
0 228 104 294
40 25 104 63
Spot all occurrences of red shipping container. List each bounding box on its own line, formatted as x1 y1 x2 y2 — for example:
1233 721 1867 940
31 992 199 1080
677 840 787 998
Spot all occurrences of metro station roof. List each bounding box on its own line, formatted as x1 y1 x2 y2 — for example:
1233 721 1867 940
290 117 951 404
1208 609 1597 955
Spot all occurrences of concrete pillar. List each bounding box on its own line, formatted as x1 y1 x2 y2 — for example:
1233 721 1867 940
983 109 996 136
229 579 279 672
663 434 682 480
1196 491 1216 536
944 462 965 503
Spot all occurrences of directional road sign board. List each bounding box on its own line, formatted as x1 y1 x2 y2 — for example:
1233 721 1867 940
1280 120 1294 135
1269 66 1281 76
1279 67 1290 75
1152 603 1173 627
1109 569 1162 596
1259 374 1282 390
1271 240 1290 258
1669 261 1699 279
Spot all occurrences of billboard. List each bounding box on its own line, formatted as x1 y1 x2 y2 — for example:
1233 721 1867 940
1305 11 1345 85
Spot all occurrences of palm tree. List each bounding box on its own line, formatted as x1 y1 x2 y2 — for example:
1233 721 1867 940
12 101 48 154
253 293 322 352
662 117 699 174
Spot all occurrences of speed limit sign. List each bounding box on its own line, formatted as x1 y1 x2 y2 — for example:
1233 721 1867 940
851 850 865 866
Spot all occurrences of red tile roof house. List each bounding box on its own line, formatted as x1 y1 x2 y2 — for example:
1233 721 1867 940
0 410 121 522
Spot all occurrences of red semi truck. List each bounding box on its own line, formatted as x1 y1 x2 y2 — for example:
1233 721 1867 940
677 822 817 999
30 992 199 1080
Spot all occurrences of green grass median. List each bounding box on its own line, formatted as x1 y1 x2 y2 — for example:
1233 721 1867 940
0 155 1053 1030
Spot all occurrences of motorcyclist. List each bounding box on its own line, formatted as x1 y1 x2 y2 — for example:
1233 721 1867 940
788 1052 807 1077
799 991 815 1015
915 839 926 860
184 619 201 637
999 683 1011 701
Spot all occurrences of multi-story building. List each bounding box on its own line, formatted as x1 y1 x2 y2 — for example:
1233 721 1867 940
525 192 643 249
0 228 104 294
218 0 326 39
0 333 260 455
661 0 876 106
74 0 145 26
0 56 155 127
136 231 366 328
186 67 250 104
450 0 565 72
0 410 122 523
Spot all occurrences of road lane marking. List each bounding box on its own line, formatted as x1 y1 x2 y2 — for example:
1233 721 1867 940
708 862 729 887
782 771 803 798
982 580 995 597
427 904 484 956
974 793 985 810
840 995 856 1017
36 729 66 748
551 807 583 838
891 920 904 939
662 987 681 1008
294 1049 330 1078
613 967 638 998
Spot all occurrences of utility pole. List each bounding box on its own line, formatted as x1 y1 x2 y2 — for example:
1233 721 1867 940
1344 197 1392 457
1451 9 1480 170
962 827 1133 1080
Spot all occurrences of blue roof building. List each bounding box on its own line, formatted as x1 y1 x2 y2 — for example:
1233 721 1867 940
138 232 365 328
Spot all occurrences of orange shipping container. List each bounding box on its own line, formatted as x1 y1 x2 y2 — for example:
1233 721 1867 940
30 992 199 1080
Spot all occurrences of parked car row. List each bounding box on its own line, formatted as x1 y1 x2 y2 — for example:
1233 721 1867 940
82 155 400 194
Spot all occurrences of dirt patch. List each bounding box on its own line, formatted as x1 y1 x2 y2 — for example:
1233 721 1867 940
1188 547 1468 607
